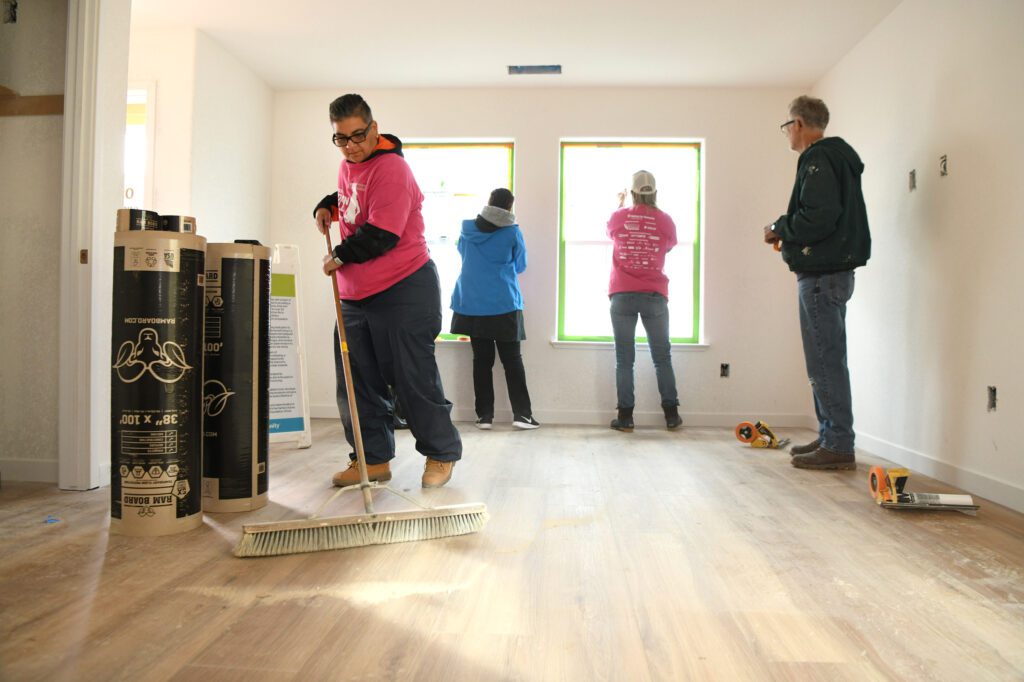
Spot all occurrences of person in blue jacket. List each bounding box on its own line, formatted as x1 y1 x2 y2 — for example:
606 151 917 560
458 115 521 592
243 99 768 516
450 188 539 430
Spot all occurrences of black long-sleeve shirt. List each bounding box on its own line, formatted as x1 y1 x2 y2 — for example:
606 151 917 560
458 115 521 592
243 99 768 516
314 192 399 264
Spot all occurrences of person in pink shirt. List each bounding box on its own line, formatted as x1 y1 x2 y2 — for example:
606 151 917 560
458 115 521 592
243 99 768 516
315 94 461 489
606 170 682 432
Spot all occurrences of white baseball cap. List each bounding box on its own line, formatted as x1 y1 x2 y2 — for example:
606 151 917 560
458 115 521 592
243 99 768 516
632 170 656 195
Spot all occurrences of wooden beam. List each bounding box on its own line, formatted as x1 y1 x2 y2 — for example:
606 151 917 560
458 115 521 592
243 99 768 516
0 84 64 116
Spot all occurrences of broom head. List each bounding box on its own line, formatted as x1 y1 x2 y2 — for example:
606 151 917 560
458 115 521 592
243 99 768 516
233 503 488 558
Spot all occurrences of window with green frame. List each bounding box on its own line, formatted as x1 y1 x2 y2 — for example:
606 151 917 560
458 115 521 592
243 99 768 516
558 141 702 343
403 142 515 340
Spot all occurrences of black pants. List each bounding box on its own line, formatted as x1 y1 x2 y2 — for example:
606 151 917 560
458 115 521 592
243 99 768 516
332 261 462 465
470 337 533 419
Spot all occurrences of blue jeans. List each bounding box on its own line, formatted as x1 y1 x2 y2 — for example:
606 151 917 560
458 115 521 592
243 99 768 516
610 292 678 410
797 271 855 454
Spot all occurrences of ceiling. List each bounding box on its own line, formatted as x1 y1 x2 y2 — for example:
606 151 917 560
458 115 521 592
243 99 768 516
130 0 902 90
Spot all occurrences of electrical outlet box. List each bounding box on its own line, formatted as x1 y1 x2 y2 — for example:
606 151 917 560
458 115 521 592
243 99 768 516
720 363 730 378
2 0 16 24
909 169 916 191
940 155 948 177
988 386 997 412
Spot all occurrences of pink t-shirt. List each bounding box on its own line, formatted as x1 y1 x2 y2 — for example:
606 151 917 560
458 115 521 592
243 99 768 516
606 205 678 298
334 151 430 300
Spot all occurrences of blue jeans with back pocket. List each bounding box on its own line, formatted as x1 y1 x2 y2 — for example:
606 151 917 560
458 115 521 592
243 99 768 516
610 292 679 410
797 270 856 454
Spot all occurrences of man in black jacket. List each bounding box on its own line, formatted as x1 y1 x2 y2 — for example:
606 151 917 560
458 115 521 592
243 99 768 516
764 96 871 470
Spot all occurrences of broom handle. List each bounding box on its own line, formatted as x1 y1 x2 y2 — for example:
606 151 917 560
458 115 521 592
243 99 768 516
325 232 375 515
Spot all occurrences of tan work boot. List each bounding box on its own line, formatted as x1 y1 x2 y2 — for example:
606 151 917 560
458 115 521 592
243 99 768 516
332 459 391 487
422 458 455 488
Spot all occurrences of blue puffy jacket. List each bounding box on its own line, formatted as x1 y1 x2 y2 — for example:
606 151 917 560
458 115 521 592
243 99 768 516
450 207 527 316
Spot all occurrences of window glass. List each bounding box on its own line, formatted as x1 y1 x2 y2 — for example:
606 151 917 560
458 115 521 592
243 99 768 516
559 142 702 342
404 142 515 339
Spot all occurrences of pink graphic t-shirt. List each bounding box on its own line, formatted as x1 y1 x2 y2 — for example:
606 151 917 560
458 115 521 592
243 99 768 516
334 151 429 300
606 205 678 298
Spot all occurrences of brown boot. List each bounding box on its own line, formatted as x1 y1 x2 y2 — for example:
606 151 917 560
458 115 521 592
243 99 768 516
791 447 856 470
789 438 821 456
422 458 455 488
332 459 392 487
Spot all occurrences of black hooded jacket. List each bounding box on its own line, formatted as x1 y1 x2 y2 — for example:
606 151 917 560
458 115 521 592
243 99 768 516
773 136 871 273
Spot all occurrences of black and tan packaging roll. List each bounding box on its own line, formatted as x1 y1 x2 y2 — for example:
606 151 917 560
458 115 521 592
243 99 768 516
202 241 271 512
160 215 197 234
116 208 161 232
110 212 207 536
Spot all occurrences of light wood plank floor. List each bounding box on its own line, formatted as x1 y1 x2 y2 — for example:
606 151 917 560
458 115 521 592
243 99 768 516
2 420 1022 681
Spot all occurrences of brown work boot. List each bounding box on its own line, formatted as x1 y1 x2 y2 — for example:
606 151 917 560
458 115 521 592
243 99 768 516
422 458 455 488
789 438 821 456
791 447 856 470
332 459 391 487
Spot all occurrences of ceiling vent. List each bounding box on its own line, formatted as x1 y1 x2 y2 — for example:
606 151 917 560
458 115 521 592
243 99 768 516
507 65 562 76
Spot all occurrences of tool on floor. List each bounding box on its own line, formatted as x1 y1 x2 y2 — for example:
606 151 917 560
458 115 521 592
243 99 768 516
233 233 488 558
735 420 790 449
868 466 979 515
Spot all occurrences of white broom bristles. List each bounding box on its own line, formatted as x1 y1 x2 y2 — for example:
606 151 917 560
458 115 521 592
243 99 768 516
233 508 489 558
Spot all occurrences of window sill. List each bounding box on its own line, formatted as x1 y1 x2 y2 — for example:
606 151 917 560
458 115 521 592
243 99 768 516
549 340 709 350
437 336 472 345
438 338 710 350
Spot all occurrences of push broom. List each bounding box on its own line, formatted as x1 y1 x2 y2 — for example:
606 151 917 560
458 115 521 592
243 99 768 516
233 233 488 558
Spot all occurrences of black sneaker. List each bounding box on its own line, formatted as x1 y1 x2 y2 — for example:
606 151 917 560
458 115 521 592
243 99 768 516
475 417 493 430
789 438 821 456
791 447 856 470
512 415 540 430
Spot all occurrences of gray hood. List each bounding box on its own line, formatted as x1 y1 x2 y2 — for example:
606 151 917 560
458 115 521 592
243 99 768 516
476 205 516 232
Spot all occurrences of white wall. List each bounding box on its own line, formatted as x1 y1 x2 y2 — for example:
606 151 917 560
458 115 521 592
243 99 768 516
269 87 814 428
814 0 1024 510
0 0 67 481
127 28 196 216
127 28 271 244
191 31 272 245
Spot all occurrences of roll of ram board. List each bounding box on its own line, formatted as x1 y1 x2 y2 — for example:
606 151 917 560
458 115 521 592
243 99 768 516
160 214 197 234
110 214 206 536
115 208 160 232
202 241 271 512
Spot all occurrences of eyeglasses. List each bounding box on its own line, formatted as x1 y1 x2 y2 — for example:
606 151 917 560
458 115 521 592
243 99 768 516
332 122 374 147
780 119 797 134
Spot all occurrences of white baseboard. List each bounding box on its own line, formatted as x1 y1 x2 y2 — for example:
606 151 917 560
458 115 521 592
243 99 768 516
856 431 1024 514
0 458 59 484
311 403 817 429
311 404 339 419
